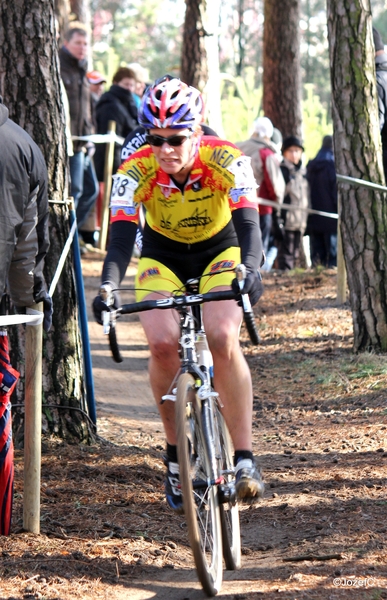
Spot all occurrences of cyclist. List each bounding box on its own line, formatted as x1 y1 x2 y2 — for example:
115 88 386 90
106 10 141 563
93 75 265 512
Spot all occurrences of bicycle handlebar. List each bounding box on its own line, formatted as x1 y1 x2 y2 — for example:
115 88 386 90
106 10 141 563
102 264 261 362
117 289 237 316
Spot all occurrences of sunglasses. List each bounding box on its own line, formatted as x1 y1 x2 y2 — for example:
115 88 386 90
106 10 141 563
145 132 192 147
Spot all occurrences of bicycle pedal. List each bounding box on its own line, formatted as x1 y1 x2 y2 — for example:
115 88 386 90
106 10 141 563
218 483 237 505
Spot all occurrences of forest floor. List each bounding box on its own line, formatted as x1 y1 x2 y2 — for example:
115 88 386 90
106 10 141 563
1 256 387 599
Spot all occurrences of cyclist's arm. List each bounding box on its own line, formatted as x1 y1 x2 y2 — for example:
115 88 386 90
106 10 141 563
231 207 263 272
101 220 137 288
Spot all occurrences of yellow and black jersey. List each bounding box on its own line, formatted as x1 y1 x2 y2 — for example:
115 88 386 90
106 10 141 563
110 136 259 245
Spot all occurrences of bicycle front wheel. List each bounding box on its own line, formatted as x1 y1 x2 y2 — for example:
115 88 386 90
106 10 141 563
215 404 241 569
175 373 223 597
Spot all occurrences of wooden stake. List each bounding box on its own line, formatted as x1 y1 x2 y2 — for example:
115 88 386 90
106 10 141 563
23 302 43 533
98 121 116 251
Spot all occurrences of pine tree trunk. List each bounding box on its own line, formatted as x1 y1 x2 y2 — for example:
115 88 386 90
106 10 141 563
180 0 208 90
262 0 302 138
70 0 90 24
327 0 387 352
0 0 92 442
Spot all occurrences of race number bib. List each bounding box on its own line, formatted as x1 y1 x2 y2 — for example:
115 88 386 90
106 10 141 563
110 174 138 208
227 156 257 189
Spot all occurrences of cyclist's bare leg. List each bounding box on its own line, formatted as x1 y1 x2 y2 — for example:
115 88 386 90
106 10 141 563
203 295 253 452
139 298 181 445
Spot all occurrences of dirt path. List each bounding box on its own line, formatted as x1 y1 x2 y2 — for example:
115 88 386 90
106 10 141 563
2 256 387 600
83 254 161 433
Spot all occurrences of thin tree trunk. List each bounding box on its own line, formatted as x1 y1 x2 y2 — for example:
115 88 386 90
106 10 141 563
327 0 387 352
180 0 208 90
0 0 92 442
70 0 90 25
262 0 302 138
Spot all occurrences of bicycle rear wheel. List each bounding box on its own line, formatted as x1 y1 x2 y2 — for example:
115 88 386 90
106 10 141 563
215 405 241 569
176 373 223 597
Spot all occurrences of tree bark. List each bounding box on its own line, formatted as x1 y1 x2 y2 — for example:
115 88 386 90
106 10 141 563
54 0 71 46
327 0 387 352
180 0 208 90
0 0 92 442
262 0 302 138
70 0 90 25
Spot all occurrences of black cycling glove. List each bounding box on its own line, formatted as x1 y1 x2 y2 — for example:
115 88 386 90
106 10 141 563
231 270 264 307
92 286 121 325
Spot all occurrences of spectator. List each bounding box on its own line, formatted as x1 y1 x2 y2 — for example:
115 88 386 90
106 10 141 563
59 25 99 245
373 27 387 178
0 96 52 536
277 136 310 271
127 62 149 107
236 116 285 256
0 96 52 330
93 66 139 183
271 127 283 154
87 70 107 127
306 135 338 268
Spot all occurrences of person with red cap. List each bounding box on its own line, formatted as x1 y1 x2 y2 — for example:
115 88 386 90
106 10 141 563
86 70 107 126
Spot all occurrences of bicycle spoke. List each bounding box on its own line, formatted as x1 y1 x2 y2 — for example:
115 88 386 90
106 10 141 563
176 373 223 596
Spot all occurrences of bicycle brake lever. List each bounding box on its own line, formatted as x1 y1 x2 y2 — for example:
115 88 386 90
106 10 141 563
102 310 111 335
235 264 252 313
100 284 113 335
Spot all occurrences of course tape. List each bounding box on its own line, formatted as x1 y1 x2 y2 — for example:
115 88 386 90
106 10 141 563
72 133 124 145
0 309 43 327
258 198 338 219
49 219 77 297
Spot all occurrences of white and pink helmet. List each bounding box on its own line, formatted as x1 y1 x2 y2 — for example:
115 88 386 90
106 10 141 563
138 75 204 130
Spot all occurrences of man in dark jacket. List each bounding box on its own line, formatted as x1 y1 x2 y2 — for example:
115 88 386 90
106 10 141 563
93 67 139 182
0 97 52 330
59 26 99 235
373 27 387 178
306 135 338 268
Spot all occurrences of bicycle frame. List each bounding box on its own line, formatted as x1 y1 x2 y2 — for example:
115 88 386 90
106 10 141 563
101 265 258 595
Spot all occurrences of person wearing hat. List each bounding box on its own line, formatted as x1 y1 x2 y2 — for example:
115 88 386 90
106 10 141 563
86 70 107 126
277 136 310 270
373 27 387 178
236 116 285 257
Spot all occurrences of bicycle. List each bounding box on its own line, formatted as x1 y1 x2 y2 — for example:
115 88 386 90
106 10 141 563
101 264 260 596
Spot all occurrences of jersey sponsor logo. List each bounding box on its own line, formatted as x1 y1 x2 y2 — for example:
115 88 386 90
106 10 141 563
229 187 256 204
124 161 148 182
121 131 148 160
158 196 178 208
188 194 213 203
160 213 173 230
210 259 235 273
191 180 202 191
210 147 235 168
139 266 161 283
111 206 136 217
176 208 212 230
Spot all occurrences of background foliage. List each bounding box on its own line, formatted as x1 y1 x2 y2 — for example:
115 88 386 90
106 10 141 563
88 0 387 157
